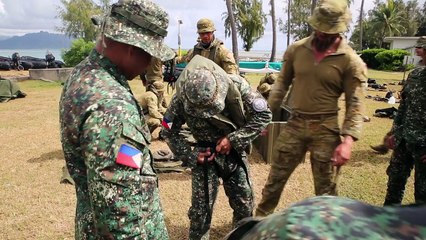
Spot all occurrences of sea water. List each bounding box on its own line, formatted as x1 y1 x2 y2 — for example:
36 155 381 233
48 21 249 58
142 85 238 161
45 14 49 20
0 49 64 61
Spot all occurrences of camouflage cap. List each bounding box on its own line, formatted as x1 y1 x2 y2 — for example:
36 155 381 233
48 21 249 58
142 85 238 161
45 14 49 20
181 67 229 118
415 36 426 49
197 18 216 33
102 0 175 61
152 81 166 92
308 0 352 34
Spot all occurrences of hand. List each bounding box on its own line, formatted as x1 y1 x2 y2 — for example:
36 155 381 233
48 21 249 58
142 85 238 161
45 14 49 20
216 137 232 155
332 136 353 166
197 148 216 165
385 135 396 150
421 154 426 163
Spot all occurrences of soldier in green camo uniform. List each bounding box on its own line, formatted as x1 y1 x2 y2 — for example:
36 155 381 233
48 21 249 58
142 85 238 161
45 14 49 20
384 36 426 205
224 195 426 240
59 0 175 238
161 55 272 240
176 18 239 74
255 0 366 217
139 81 167 134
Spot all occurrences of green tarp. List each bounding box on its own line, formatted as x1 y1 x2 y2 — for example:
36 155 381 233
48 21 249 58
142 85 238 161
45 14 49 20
0 79 26 102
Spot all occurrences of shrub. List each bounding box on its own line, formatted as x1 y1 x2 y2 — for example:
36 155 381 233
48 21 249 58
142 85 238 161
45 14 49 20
375 49 410 71
358 48 386 69
61 39 95 67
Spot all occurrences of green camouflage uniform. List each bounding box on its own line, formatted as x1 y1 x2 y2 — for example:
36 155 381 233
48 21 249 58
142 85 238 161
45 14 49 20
385 66 426 205
161 56 272 240
256 0 366 217
225 195 426 240
385 37 426 205
60 0 174 238
177 38 239 74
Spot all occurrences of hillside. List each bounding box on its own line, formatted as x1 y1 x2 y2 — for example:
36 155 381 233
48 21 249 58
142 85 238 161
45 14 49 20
0 31 73 49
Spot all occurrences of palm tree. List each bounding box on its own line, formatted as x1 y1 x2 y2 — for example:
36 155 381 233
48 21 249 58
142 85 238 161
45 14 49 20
359 0 365 50
269 0 277 62
287 0 291 46
225 0 239 61
370 0 405 47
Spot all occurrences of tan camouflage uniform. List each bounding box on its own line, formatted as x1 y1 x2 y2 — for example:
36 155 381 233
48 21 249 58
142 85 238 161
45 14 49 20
256 0 366 217
161 56 272 240
139 82 166 134
59 0 174 238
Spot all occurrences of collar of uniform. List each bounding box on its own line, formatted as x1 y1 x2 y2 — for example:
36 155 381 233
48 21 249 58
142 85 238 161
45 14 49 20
90 49 130 89
303 33 348 56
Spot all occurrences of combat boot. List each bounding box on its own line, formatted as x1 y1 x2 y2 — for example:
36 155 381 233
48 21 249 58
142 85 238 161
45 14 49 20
370 144 389 154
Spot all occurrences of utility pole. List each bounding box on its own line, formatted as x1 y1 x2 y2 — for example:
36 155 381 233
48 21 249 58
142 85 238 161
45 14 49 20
178 19 183 57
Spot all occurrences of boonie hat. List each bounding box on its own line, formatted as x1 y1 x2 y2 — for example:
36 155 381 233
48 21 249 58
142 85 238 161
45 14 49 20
197 18 216 33
308 0 352 34
415 36 426 49
102 0 175 61
181 67 229 118
258 83 272 94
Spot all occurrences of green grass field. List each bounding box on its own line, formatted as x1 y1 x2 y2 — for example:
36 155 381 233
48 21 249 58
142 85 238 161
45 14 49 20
0 70 414 239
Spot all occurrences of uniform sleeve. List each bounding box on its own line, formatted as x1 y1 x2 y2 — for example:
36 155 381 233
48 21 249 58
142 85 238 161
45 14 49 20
161 95 196 163
268 47 294 112
341 54 366 140
176 48 194 64
227 79 273 153
218 45 239 74
80 100 154 238
145 94 163 119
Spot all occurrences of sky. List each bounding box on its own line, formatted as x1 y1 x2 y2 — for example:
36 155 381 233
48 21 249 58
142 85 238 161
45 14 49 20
0 0 399 51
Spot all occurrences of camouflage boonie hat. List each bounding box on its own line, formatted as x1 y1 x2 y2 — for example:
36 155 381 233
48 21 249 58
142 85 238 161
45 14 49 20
308 0 352 34
103 0 175 61
181 67 229 118
415 36 426 49
197 18 216 33
152 81 166 92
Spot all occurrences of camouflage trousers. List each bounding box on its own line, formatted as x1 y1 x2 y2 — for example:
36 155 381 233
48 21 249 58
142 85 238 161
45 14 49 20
188 155 253 240
385 140 426 205
256 115 341 216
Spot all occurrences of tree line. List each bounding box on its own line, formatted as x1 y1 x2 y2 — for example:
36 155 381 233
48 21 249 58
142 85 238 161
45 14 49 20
56 0 426 63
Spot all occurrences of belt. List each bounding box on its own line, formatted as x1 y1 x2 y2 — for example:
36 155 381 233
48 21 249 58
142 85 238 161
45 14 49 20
292 112 337 120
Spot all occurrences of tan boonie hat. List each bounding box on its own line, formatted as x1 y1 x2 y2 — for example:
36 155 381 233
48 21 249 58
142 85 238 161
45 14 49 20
181 67 229 118
102 0 175 61
308 0 352 34
197 18 216 33
415 36 426 49
258 83 272 94
152 81 166 92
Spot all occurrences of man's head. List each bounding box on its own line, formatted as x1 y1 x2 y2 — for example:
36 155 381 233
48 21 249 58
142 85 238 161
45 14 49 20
196 18 216 44
181 67 229 118
308 0 351 51
414 36 426 57
151 81 166 93
258 83 272 99
98 0 175 79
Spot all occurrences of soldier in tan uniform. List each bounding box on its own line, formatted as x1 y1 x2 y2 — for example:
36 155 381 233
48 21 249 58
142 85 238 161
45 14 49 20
140 81 167 134
255 0 366 217
145 57 163 85
176 18 239 74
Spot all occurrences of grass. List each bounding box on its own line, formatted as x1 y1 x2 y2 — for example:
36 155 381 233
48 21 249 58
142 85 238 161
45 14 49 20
0 69 414 240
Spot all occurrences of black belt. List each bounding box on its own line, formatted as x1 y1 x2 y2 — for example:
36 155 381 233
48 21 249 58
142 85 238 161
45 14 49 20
292 112 337 120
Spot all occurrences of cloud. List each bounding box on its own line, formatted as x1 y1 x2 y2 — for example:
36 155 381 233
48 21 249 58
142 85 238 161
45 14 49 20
0 0 5 15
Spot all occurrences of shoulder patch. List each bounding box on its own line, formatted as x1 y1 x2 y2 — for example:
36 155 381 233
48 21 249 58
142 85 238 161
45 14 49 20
116 143 142 169
252 98 268 112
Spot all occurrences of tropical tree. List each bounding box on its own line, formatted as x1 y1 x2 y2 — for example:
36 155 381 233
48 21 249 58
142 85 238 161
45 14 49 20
279 0 311 41
269 0 277 62
416 1 426 35
223 0 267 51
369 0 406 47
56 0 110 41
358 0 365 50
225 0 239 61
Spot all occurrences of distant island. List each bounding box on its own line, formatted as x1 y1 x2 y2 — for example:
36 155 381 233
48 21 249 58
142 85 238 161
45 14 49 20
0 31 73 49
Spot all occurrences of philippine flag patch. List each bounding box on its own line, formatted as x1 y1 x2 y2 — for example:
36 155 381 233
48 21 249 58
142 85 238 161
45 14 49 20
162 117 172 129
115 144 142 169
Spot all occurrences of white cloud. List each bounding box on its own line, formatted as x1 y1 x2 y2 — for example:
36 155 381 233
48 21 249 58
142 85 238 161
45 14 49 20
0 0 5 15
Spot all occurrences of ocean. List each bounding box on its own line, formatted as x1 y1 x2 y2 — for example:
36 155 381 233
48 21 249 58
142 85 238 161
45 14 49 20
0 49 64 61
